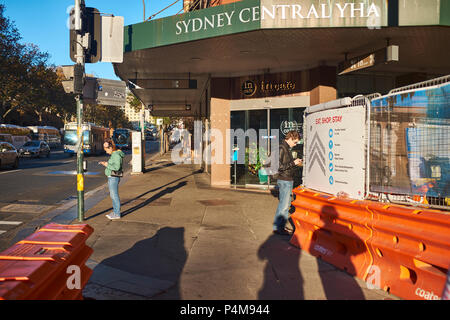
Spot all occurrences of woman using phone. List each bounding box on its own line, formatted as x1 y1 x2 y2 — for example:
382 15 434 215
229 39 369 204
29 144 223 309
99 138 125 220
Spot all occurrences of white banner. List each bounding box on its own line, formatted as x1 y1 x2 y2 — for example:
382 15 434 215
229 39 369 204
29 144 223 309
303 106 366 199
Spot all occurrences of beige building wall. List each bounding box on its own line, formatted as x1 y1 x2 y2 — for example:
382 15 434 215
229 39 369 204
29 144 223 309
121 102 153 124
210 98 231 187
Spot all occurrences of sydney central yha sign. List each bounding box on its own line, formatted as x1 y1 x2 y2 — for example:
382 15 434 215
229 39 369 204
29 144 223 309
176 0 386 35
124 0 388 52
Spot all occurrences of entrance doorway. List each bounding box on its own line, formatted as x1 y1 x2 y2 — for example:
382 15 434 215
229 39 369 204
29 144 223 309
230 107 305 189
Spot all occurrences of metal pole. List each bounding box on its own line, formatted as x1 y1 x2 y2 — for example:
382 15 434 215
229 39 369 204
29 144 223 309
234 160 237 189
75 0 85 222
140 105 145 170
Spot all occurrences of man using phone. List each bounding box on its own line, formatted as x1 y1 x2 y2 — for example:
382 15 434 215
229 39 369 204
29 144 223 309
272 130 303 236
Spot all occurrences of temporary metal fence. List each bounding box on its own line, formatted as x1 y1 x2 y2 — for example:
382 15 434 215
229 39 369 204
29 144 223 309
368 75 450 210
302 75 449 210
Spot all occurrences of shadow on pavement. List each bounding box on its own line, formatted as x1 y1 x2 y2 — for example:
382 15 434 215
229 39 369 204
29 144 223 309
121 181 187 217
85 181 188 220
258 204 368 300
85 168 204 221
258 234 304 299
144 162 176 173
96 226 187 299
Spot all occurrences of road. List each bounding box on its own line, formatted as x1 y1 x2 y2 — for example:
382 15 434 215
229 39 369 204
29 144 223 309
0 140 160 251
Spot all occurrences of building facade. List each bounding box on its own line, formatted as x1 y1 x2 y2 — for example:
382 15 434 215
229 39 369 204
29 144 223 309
114 0 450 188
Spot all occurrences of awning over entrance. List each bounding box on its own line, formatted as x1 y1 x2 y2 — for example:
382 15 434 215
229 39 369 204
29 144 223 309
114 0 450 116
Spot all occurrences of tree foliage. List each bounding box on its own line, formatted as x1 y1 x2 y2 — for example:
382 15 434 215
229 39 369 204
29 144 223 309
0 4 76 128
83 104 133 129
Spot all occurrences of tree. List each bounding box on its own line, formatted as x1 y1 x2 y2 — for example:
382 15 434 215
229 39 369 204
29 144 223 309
0 4 76 126
83 104 133 129
127 92 143 112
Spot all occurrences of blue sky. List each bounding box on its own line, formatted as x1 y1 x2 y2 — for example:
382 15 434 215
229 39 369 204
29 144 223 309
0 0 183 80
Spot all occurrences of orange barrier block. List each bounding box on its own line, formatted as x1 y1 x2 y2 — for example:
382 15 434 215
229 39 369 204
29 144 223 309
366 203 450 300
289 187 450 300
0 223 94 300
289 188 373 280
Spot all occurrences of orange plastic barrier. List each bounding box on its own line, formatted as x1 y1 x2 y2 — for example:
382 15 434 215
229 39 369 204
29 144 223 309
366 202 450 300
289 188 374 280
289 187 450 300
0 223 94 300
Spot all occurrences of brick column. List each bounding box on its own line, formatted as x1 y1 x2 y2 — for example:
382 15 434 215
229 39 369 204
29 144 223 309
309 66 337 105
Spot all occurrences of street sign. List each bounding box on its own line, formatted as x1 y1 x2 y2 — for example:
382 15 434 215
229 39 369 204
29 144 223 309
338 54 376 75
96 78 127 107
338 45 399 76
101 16 124 63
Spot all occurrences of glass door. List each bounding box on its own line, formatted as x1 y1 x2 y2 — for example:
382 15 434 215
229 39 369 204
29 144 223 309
270 108 305 187
230 109 268 187
230 107 305 188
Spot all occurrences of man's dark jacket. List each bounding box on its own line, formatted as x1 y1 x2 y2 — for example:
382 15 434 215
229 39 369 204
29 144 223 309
275 140 297 181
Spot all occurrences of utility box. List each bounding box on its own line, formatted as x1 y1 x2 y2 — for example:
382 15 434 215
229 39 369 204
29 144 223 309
131 131 144 174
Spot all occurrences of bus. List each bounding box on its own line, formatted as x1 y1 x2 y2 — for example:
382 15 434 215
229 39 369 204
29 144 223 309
63 122 110 156
113 128 132 150
27 126 61 148
0 124 32 149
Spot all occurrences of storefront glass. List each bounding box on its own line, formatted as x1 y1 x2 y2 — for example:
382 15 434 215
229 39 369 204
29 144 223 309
230 107 305 188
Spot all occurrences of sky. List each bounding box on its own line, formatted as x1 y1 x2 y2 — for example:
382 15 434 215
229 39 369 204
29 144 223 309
0 0 184 80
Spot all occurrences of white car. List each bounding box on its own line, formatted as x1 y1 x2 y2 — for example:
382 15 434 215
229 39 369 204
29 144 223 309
0 142 19 169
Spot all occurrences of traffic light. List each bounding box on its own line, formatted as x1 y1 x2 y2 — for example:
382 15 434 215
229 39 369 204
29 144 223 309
83 7 101 63
70 6 101 63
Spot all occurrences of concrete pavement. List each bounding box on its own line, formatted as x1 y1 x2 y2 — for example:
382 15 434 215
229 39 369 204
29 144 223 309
76 152 398 300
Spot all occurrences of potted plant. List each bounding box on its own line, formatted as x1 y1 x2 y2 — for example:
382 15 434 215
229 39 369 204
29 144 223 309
246 143 269 184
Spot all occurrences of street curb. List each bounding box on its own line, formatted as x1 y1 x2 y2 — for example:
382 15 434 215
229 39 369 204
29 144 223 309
83 259 174 300
6 151 162 246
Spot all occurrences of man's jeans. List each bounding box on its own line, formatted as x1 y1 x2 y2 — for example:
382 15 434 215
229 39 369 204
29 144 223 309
273 179 294 232
108 176 121 217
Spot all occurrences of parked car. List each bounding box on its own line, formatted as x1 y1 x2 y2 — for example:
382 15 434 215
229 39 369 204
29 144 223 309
0 142 19 169
19 140 50 158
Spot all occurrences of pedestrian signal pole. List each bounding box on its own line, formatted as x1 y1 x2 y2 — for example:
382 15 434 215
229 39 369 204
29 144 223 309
74 0 85 221
70 1 123 221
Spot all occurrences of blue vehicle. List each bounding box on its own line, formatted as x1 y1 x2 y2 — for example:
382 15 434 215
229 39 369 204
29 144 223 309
63 122 110 156
113 128 132 150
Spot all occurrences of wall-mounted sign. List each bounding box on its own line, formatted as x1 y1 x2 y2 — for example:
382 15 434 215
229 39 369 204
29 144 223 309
241 78 297 97
261 80 296 93
280 120 301 136
338 54 375 75
125 0 388 52
261 0 387 29
338 45 399 75
242 80 257 96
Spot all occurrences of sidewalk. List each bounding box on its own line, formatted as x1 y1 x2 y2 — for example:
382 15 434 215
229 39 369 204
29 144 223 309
78 152 397 300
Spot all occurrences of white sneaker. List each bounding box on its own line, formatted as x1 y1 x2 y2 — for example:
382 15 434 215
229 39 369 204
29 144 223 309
106 213 120 220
